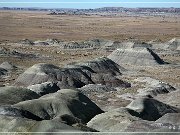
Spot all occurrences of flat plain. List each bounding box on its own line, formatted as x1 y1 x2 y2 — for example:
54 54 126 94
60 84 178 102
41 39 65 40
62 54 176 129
0 10 180 42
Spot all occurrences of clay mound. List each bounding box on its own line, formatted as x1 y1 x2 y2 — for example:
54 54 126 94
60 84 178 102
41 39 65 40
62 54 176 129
0 61 17 71
0 115 83 132
0 86 40 105
14 58 129 88
87 107 140 132
126 98 179 121
155 90 180 108
14 63 93 87
108 47 165 66
75 57 124 75
13 89 103 123
0 106 42 121
156 113 180 125
167 38 180 50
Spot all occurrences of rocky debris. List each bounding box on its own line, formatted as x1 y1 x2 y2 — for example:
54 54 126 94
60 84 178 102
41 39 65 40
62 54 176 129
126 98 179 121
34 40 50 46
63 39 112 49
87 107 140 132
108 47 165 66
135 77 176 97
0 47 37 58
44 39 61 46
0 61 17 71
124 119 180 132
13 89 103 123
0 86 40 105
78 84 116 95
137 83 176 97
14 57 130 88
27 82 60 96
0 106 42 121
18 39 34 45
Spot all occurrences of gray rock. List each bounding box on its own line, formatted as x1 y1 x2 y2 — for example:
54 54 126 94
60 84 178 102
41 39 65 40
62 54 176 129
14 89 103 123
0 86 40 105
27 82 60 96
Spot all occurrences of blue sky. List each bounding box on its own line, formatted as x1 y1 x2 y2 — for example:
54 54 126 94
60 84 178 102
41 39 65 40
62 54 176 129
0 0 180 8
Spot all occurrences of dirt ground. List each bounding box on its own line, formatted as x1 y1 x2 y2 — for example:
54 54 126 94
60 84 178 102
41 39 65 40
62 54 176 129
0 10 180 42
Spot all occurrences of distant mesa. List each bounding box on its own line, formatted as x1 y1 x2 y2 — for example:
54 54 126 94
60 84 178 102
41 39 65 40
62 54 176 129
108 47 165 66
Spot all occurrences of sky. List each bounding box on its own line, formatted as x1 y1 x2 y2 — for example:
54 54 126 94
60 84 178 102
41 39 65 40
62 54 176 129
0 0 180 9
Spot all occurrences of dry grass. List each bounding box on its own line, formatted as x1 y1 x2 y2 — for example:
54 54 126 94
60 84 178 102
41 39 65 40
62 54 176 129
0 10 180 42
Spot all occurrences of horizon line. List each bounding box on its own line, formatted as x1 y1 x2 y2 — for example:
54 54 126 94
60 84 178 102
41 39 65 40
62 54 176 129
1 2 180 4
